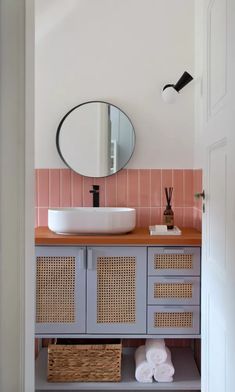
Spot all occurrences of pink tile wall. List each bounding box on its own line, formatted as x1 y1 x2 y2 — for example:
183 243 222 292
35 168 202 230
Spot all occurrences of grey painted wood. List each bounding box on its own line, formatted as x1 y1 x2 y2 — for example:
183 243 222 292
148 247 200 276
147 306 200 335
35 247 86 334
35 347 201 390
148 277 200 306
87 247 147 334
35 333 201 339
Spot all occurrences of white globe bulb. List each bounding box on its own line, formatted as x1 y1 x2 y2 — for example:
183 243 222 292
162 86 179 104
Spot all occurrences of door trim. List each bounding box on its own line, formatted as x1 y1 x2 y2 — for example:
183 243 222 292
0 1 35 390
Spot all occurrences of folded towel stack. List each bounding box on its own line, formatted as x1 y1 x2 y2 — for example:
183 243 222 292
134 339 175 383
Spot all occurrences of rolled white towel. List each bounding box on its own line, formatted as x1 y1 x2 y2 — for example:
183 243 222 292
154 376 173 383
145 339 167 366
135 345 154 383
153 347 175 382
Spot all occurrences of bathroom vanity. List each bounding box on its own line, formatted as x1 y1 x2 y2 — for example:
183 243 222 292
35 227 201 391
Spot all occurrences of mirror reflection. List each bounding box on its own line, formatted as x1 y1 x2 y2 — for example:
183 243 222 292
56 101 135 177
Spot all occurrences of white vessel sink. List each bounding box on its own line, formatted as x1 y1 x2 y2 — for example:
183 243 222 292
48 207 136 234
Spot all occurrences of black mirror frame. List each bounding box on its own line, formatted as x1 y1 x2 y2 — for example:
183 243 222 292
56 100 136 178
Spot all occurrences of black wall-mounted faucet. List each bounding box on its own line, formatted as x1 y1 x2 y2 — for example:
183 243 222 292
89 185 100 207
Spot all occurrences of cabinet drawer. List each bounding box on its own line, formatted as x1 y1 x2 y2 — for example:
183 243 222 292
148 276 200 305
148 247 200 276
147 305 200 335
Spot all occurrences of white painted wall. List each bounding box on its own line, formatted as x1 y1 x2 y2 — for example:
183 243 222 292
35 0 195 169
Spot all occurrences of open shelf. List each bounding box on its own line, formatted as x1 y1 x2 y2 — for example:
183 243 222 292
35 347 200 391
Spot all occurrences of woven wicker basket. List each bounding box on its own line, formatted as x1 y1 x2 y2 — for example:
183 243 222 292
47 339 122 382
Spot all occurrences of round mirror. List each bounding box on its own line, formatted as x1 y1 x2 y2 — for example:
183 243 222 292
56 101 135 177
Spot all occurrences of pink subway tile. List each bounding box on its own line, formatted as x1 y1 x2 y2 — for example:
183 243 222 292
136 208 140 228
83 176 94 207
173 207 184 228
38 207 48 226
193 207 202 231
137 208 151 228
184 170 194 207
139 208 151 228
150 207 162 225
139 170 151 207
193 207 198 230
127 169 139 207
35 169 38 207
183 207 194 228
160 208 165 224
197 214 202 231
35 208 38 228
92 177 106 207
60 169 71 207
194 169 203 210
49 169 60 207
117 169 127 207
105 175 117 207
38 169 49 207
71 171 83 207
161 169 173 207
173 170 184 207
150 169 161 207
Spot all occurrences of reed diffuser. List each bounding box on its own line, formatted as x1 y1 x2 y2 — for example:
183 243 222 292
163 187 174 230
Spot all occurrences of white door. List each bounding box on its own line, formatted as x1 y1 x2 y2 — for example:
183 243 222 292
200 0 235 391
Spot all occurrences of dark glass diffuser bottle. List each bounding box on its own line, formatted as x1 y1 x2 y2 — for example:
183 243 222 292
163 187 174 230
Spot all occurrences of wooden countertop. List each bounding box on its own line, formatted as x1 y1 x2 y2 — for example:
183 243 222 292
35 227 201 246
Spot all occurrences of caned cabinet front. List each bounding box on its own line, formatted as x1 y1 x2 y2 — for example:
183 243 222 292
35 246 86 334
86 247 147 334
35 245 200 337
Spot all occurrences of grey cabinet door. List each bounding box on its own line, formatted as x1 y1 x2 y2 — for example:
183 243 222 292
35 246 86 335
87 247 146 334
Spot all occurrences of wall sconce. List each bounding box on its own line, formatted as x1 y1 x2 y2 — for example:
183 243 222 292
162 71 193 103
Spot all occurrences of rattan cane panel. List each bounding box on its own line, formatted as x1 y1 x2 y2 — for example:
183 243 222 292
97 257 136 323
154 312 193 328
154 254 193 270
36 257 75 323
154 283 193 298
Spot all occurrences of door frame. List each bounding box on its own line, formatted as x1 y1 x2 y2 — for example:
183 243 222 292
0 1 35 391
